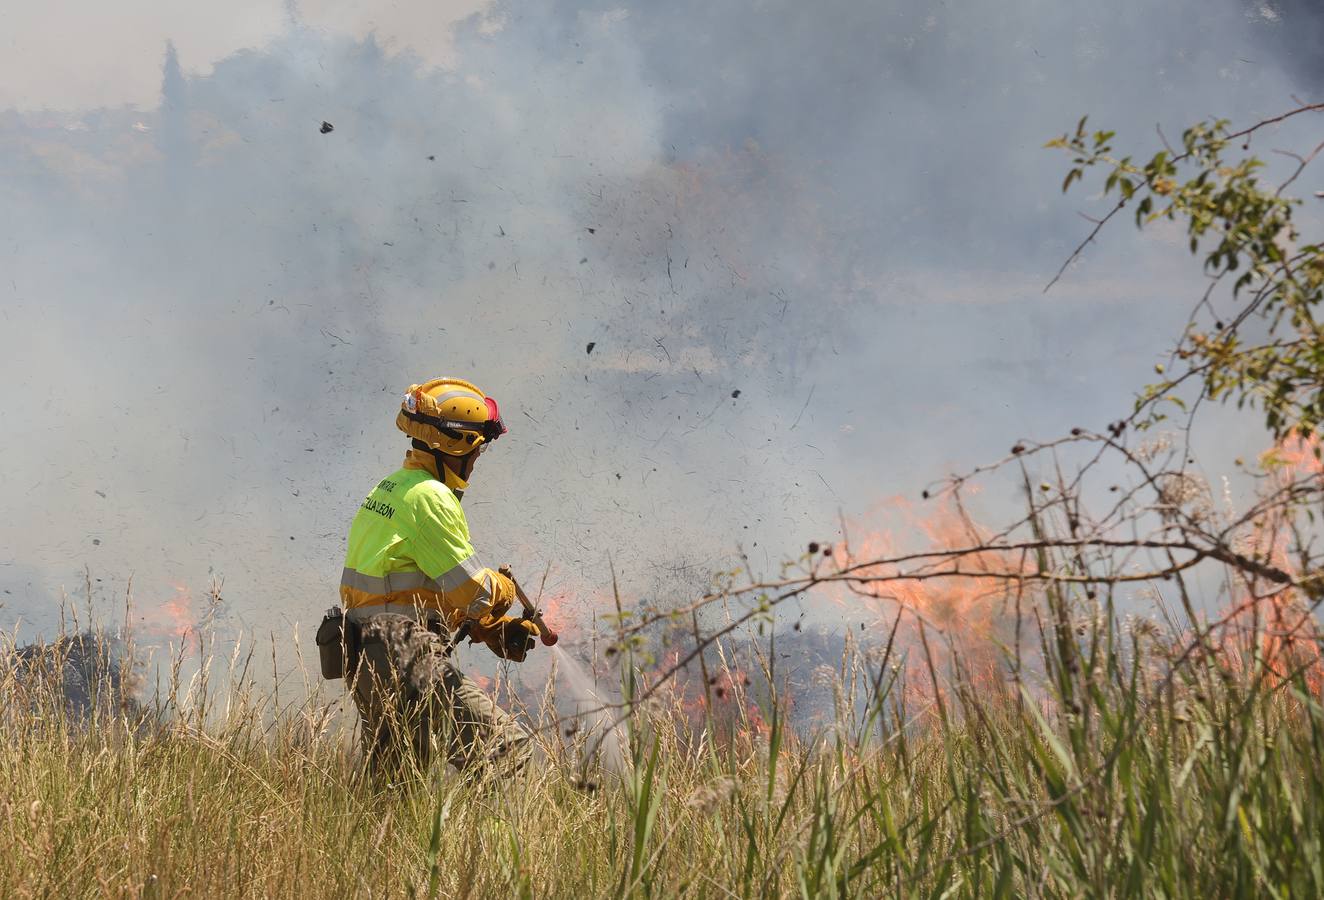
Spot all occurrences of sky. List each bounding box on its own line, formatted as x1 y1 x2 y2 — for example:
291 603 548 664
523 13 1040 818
1 0 1322 664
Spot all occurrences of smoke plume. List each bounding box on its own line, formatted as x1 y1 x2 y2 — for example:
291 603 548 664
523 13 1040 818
0 0 1319 663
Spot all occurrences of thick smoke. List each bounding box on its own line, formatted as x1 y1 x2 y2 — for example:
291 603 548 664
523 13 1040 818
0 0 1318 658
1254 1 1324 89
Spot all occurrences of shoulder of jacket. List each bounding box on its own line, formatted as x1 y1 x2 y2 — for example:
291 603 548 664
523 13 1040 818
404 477 459 510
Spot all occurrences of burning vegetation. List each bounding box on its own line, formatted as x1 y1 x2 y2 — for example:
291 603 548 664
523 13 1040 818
2 97 1324 897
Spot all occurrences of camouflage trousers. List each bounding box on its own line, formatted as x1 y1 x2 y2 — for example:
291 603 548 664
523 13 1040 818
349 613 531 778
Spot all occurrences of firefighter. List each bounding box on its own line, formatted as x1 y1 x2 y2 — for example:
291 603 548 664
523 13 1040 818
339 377 539 776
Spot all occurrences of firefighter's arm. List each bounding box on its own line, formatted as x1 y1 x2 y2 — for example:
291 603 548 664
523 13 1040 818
411 485 537 659
420 557 536 660
458 569 540 661
412 486 514 619
424 556 526 649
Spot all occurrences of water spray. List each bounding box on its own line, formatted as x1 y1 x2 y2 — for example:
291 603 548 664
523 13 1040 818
498 566 624 773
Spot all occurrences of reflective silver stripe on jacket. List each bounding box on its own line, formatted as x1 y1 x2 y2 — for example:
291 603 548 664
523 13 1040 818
449 554 485 584
340 568 438 594
468 572 495 617
344 555 484 598
340 554 487 597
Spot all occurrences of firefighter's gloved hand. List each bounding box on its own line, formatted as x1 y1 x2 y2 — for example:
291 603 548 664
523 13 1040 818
501 618 540 661
471 616 540 662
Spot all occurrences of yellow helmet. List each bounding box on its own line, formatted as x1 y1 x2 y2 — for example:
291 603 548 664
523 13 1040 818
396 377 508 456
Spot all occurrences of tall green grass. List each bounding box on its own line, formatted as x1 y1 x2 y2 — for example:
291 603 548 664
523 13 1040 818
1 590 1321 898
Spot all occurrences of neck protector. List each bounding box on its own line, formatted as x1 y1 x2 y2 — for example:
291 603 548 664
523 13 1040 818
403 444 468 498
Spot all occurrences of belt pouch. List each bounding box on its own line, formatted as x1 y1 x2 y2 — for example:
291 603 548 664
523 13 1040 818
316 606 346 679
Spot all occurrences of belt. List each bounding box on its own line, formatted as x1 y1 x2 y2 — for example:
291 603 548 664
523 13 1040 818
348 604 466 649
345 601 444 623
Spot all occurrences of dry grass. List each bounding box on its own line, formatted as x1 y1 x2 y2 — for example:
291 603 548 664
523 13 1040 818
1 600 1322 899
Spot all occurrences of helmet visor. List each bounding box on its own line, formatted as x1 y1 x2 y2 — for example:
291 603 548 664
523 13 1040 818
483 396 508 441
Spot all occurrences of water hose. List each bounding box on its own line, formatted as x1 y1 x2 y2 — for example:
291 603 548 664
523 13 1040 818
501 566 559 646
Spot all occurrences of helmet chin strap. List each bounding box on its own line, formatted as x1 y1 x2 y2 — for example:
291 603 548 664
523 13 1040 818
411 439 470 500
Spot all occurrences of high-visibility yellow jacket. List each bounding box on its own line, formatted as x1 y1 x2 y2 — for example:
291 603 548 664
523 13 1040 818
340 451 515 634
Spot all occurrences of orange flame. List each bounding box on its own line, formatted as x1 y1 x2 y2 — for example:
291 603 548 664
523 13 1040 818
140 581 199 652
535 590 568 632
1211 435 1324 691
825 495 1024 709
